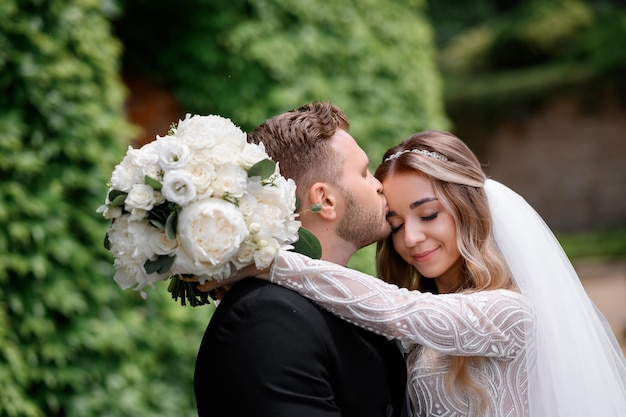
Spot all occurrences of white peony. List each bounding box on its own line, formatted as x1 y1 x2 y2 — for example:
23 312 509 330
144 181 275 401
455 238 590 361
174 198 248 276
176 114 245 150
111 146 144 192
107 216 155 288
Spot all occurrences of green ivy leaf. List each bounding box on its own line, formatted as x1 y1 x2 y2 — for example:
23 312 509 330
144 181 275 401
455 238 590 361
247 159 276 180
144 255 176 275
292 227 322 259
108 190 127 207
145 175 162 190
165 210 178 240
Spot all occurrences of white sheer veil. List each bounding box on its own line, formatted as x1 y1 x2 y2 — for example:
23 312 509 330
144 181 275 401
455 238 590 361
484 179 626 416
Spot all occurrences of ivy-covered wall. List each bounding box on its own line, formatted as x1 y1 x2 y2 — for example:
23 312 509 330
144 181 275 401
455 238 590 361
0 1 209 415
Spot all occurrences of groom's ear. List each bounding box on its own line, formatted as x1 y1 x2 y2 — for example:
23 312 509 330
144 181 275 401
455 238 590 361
308 182 337 221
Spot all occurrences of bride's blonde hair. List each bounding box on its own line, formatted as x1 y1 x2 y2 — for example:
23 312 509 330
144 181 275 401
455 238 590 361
375 130 515 412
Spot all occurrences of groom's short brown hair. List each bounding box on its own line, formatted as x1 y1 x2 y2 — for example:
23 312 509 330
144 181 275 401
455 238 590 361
248 102 350 203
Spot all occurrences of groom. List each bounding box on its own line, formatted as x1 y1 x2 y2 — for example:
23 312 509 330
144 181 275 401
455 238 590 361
194 102 408 417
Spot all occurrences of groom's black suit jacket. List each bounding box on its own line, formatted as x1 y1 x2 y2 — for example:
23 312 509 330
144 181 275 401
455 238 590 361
195 278 409 417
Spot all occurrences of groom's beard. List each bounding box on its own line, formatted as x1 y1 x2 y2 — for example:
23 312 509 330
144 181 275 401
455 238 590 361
337 189 391 250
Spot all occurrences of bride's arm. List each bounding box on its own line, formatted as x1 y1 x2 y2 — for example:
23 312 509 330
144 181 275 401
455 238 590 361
270 251 532 358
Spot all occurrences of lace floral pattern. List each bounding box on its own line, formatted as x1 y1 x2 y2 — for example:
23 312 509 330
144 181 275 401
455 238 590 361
270 251 535 417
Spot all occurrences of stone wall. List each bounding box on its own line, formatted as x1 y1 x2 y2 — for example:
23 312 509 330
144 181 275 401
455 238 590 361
452 88 626 232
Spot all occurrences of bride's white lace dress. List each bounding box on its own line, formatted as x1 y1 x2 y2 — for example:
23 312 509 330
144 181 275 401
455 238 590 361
269 251 535 417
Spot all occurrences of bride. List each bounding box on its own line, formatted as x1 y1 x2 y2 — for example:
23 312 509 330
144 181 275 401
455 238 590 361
209 130 626 417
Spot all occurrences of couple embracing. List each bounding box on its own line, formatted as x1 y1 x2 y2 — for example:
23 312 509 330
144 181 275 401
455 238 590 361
188 102 625 417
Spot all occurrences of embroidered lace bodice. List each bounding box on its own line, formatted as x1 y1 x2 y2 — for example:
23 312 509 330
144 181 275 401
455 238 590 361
269 251 535 417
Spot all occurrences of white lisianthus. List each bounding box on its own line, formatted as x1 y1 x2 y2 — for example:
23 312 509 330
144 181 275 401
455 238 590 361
159 138 191 172
212 164 248 199
161 169 197 206
174 198 248 276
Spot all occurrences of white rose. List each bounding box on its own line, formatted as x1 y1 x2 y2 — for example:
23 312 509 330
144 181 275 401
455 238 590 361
147 227 179 256
212 164 247 199
159 138 191 172
235 240 256 266
97 202 122 220
161 169 197 206
239 142 269 169
253 239 279 269
188 162 216 196
211 142 244 166
175 198 248 276
125 184 157 211
152 190 166 206
129 208 148 221
237 193 258 217
110 146 144 192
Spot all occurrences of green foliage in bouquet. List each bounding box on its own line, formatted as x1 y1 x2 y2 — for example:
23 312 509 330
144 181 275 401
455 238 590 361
0 1 207 416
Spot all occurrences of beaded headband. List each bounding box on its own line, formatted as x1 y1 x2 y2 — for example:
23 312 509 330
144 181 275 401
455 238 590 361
383 149 448 163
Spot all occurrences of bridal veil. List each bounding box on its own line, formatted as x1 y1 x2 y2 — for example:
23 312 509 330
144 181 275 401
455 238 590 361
484 179 626 416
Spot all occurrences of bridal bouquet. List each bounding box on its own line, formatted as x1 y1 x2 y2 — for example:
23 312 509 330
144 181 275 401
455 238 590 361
98 114 307 306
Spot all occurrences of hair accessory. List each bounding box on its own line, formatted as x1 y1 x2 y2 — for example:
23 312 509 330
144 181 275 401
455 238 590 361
384 149 448 163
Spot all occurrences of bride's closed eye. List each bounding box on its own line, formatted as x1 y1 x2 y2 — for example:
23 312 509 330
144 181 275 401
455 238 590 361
421 212 439 221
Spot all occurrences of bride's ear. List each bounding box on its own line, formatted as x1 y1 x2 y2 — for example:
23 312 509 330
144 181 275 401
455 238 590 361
308 182 337 221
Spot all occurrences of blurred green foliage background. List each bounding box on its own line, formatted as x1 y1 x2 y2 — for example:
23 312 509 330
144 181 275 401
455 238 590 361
1 0 624 415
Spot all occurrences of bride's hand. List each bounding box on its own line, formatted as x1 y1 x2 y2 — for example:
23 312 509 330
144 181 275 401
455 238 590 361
194 263 272 294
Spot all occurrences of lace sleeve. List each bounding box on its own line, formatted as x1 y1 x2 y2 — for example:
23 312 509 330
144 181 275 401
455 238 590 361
271 251 532 358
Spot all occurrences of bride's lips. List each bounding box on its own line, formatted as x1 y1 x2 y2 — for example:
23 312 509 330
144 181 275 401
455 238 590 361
413 248 438 263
